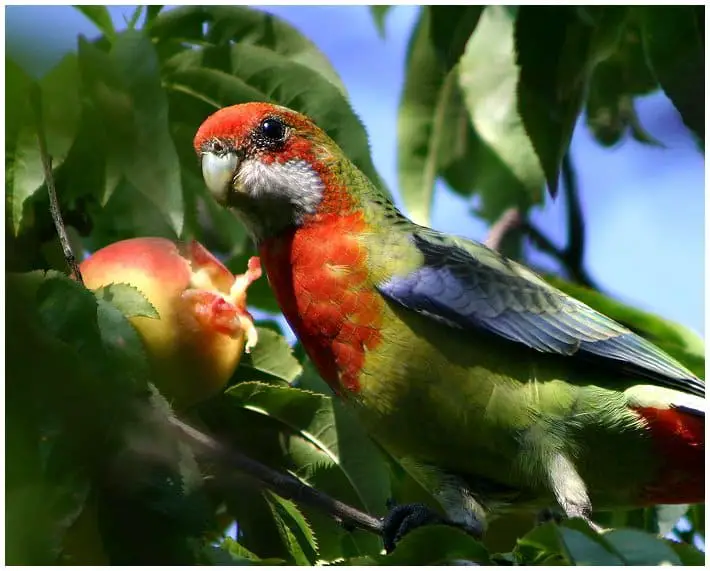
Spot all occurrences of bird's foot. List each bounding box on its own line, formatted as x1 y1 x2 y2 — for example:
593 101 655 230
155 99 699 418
382 501 483 554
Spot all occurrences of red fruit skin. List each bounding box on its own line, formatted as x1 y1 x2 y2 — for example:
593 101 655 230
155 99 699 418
80 237 259 409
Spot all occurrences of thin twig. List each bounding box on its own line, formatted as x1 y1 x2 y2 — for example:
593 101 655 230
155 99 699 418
38 115 383 539
31 85 84 285
561 153 585 273
484 208 522 251
168 416 383 535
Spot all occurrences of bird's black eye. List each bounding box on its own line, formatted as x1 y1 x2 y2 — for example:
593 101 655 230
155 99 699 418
210 140 226 154
260 118 286 141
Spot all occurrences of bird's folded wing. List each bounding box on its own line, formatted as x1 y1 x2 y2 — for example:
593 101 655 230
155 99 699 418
377 231 704 398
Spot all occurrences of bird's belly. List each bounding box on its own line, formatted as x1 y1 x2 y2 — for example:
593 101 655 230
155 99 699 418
349 305 657 502
350 308 548 488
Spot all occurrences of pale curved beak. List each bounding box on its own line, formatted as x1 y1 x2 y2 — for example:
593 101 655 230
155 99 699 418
201 152 240 204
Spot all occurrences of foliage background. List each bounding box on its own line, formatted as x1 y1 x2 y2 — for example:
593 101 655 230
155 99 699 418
4 4 705 566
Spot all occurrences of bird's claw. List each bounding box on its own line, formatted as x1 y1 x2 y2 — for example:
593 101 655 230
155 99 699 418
381 502 483 554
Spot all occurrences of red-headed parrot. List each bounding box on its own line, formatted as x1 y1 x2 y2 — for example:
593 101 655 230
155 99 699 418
194 102 704 548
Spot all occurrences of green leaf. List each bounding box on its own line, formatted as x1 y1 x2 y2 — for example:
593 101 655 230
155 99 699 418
668 539 706 566
164 42 386 197
74 6 116 40
515 7 595 196
515 520 622 565
689 504 704 535
78 32 184 235
639 6 704 140
356 525 490 565
458 6 544 215
397 10 454 225
235 328 302 384
604 528 682 565
93 283 159 320
557 521 625 565
265 492 318 565
398 8 540 226
144 6 163 27
370 6 392 38
226 380 389 518
429 6 483 71
583 10 662 148
150 5 346 94
8 54 81 234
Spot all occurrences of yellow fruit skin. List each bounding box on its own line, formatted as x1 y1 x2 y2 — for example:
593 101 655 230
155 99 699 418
80 237 260 409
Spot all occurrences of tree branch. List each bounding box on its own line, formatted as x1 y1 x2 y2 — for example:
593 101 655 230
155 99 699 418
484 208 522 251
31 84 83 285
168 416 383 535
39 123 384 539
561 152 585 274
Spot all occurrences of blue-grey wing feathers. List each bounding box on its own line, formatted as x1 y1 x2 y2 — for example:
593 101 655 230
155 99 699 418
378 232 704 398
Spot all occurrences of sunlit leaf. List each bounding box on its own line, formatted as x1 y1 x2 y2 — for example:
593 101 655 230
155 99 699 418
150 5 345 93
9 55 81 234
458 6 544 214
93 283 159 320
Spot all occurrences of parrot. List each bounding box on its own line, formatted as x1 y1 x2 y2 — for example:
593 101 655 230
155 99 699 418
193 102 705 548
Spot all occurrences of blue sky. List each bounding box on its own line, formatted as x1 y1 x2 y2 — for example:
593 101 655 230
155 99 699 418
6 5 704 335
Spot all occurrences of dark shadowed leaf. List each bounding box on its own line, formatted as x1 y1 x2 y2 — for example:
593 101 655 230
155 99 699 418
352 525 490 565
689 504 704 535
226 381 389 517
93 283 159 320
640 6 704 140
78 32 184 235
583 10 662 148
668 539 706 566
515 7 595 196
429 6 484 72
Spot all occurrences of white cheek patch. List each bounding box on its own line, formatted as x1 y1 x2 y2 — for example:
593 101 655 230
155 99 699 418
237 158 325 217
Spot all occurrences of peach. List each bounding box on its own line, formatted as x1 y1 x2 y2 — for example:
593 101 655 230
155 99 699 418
80 237 261 409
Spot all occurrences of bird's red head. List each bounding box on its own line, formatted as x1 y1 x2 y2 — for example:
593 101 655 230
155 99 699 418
194 102 341 241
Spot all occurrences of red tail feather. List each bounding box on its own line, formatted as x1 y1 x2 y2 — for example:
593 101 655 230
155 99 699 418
633 406 705 504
